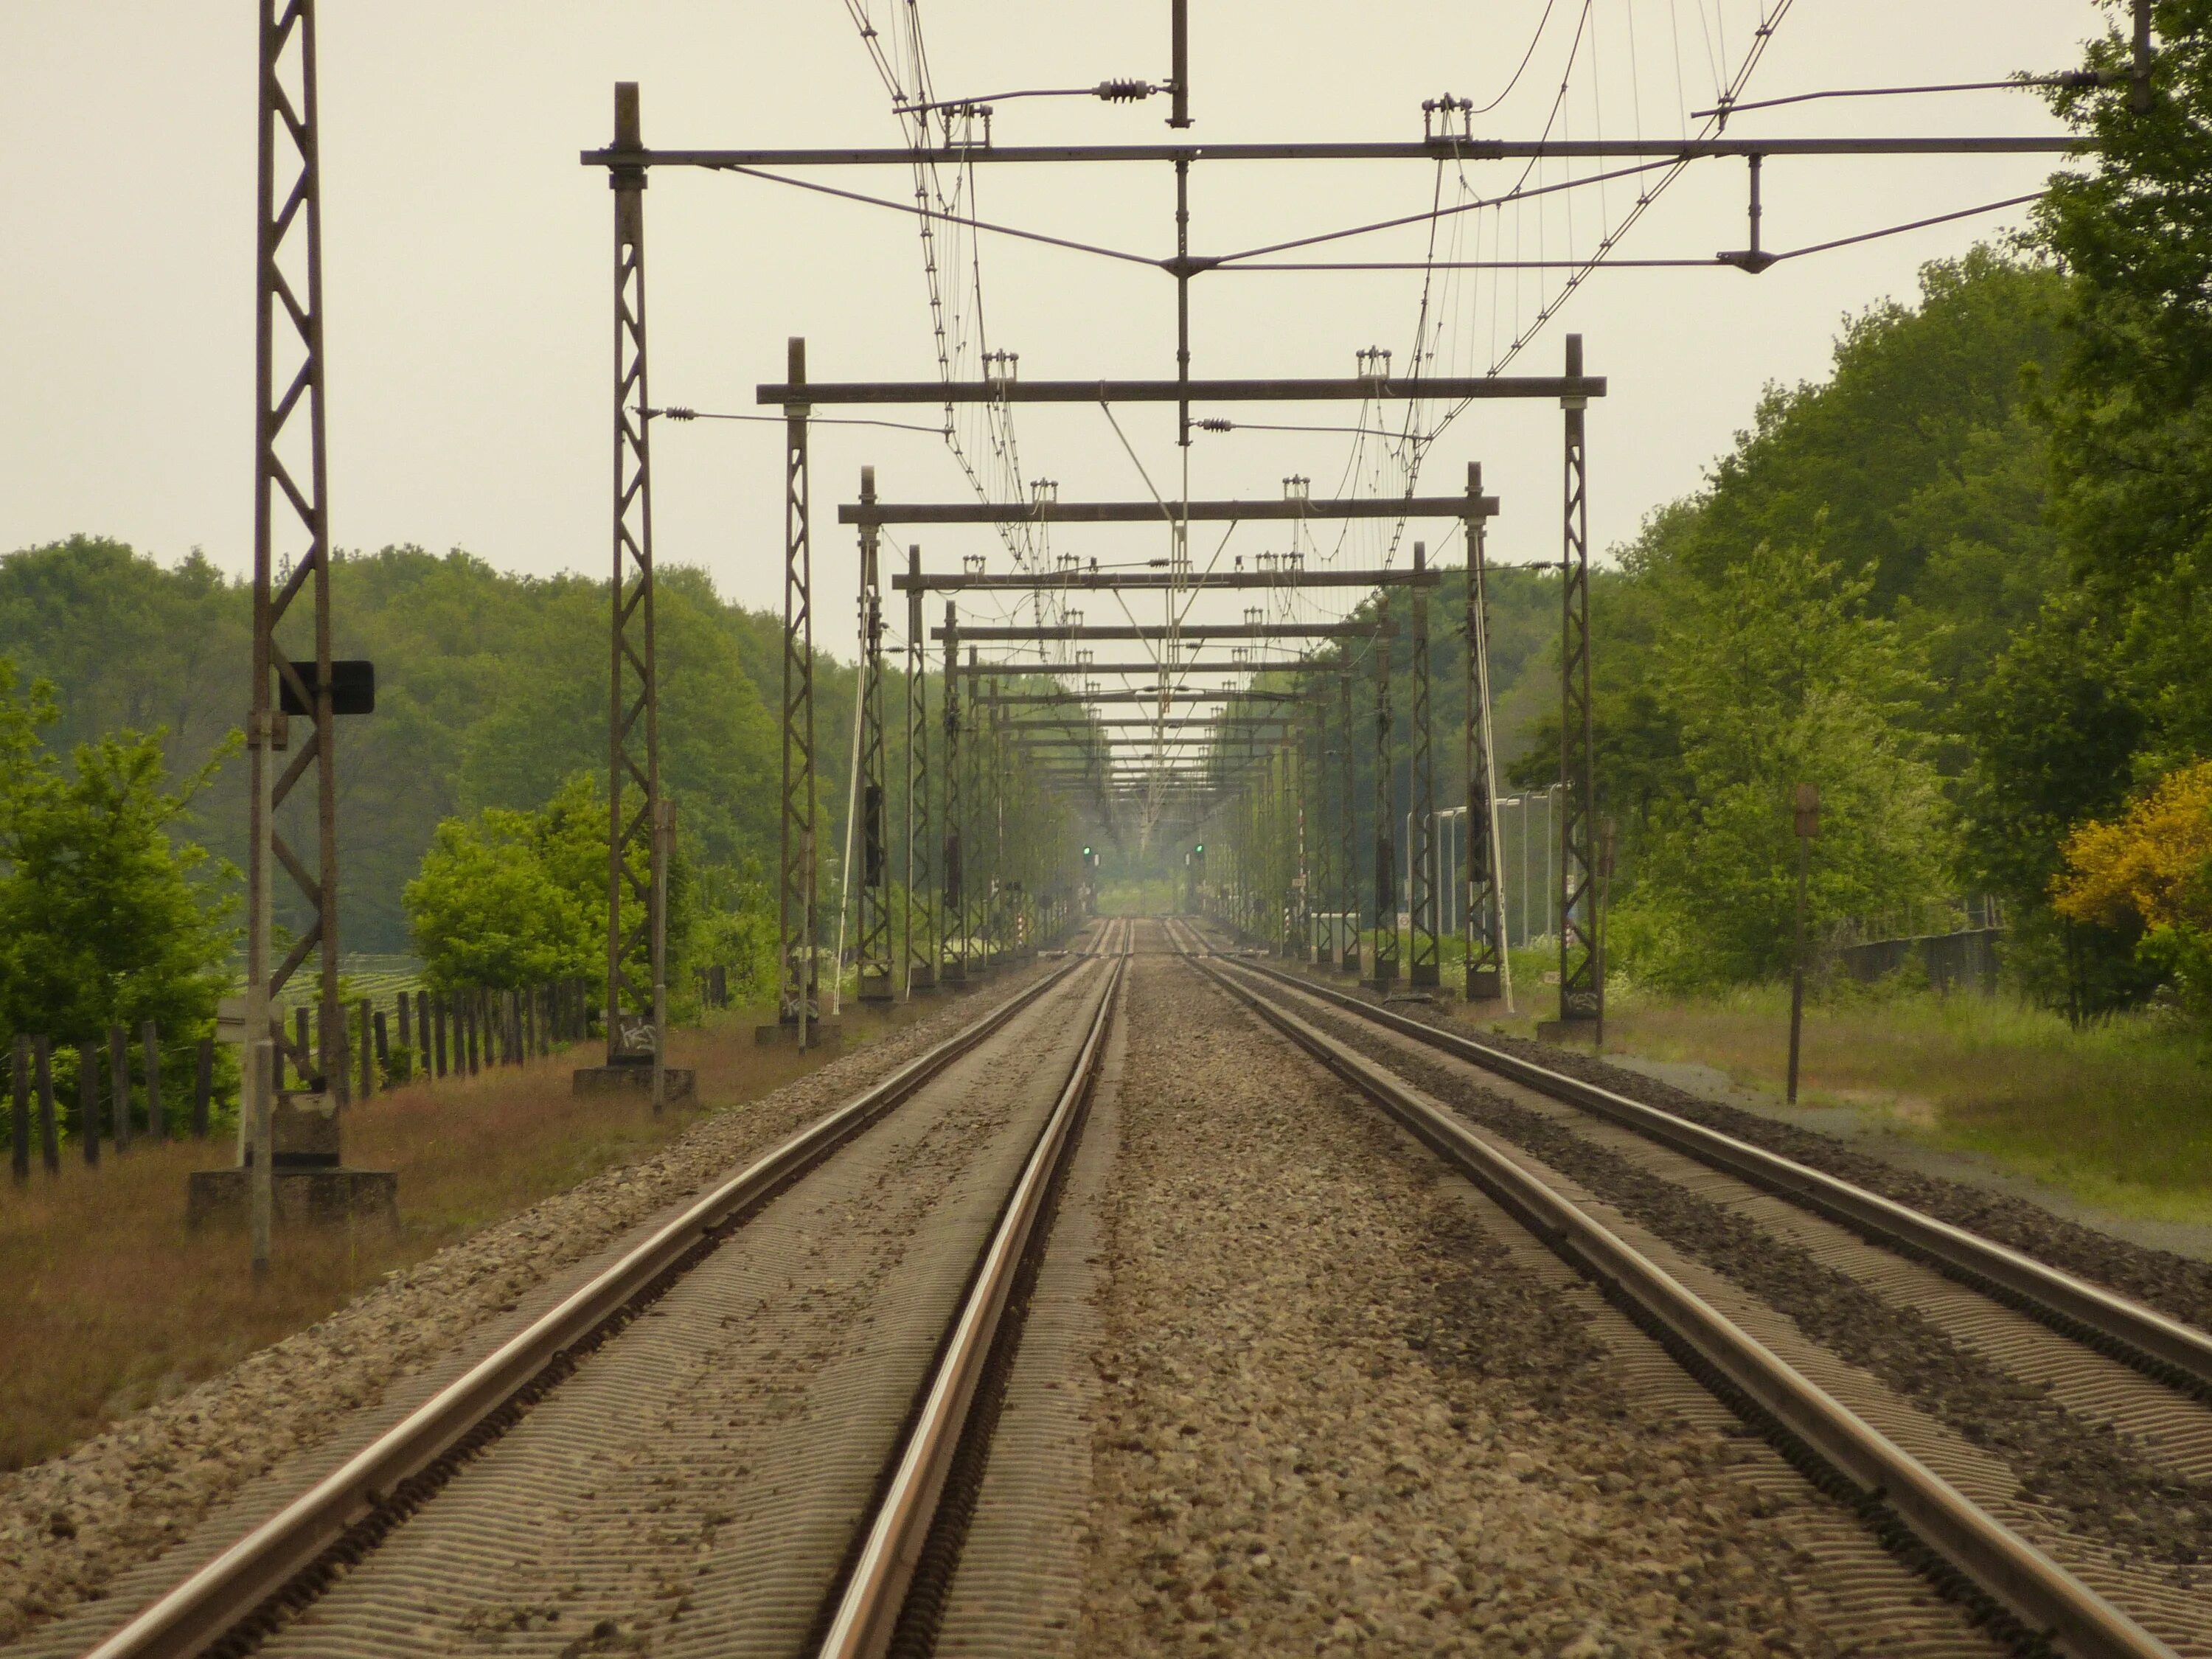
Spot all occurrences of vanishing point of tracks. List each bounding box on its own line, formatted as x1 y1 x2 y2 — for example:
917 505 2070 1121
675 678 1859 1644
21 914 2212 1658
1164 916 2212 1659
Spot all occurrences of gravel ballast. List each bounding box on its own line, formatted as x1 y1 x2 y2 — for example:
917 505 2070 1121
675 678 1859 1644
1279 987 2212 1576
1077 948 1992 1657
0 961 1057 1649
1391 986 2212 1336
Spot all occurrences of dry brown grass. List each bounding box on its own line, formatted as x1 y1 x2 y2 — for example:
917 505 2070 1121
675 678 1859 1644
0 1004 922 1472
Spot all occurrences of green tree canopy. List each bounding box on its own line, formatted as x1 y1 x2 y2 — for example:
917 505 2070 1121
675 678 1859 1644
1613 540 1948 988
0 658 239 1052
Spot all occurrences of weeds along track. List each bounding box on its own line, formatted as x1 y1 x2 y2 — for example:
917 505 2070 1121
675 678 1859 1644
1164 917 2209 1659
47 919 1131 1659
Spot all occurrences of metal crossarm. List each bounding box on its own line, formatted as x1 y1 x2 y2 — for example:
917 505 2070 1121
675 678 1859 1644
767 375 1598 408
855 497 1498 526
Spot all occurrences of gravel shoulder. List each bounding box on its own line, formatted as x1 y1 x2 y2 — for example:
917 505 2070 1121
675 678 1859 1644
1077 950 1993 1658
1270 979 2212 1579
1287 961 2212 1337
0 959 1058 1652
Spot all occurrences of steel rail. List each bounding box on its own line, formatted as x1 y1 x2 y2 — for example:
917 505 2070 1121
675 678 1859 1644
1226 955 2212 1400
818 933 1129 1658
1178 936 2176 1659
81 961 1086 1659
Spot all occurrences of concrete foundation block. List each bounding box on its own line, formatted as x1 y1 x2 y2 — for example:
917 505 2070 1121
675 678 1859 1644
186 1167 399 1233
571 1065 699 1101
750 1020 843 1048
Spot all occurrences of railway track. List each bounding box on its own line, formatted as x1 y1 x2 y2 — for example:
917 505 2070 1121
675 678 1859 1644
1164 915 2210 1659
60 918 1131 1659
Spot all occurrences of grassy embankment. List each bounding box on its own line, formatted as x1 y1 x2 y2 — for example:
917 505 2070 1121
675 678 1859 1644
0 1000 928 1472
1588 985 2212 1227
1298 930 2212 1225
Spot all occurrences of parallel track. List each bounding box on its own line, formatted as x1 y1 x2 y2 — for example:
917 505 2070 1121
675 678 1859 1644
77 919 1131 1659
1164 916 2191 1659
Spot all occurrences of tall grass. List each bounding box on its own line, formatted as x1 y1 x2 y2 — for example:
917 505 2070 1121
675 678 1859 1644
1601 984 2212 1222
0 1001 921 1472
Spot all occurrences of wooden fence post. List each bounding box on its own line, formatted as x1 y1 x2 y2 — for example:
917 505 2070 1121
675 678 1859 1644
330 1002 351 1107
434 995 448 1078
293 1006 311 1090
10 1034 27 1183
524 986 537 1057
36 1039 58 1172
357 998 374 1099
396 991 413 1078
80 1046 99 1166
108 1025 131 1151
142 1022 163 1144
466 994 481 1075
193 1037 213 1137
374 1009 390 1085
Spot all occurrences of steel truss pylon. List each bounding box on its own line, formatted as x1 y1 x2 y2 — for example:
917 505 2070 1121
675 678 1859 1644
600 83 667 1073
1559 334 1601 1026
1295 690 1314 959
246 0 344 1116
903 546 936 993
1462 463 1509 1002
1301 677 1318 960
854 469 893 1003
779 338 821 1040
940 610 967 985
1366 624 1399 989
989 684 1006 964
1408 541 1439 987
1338 670 1359 975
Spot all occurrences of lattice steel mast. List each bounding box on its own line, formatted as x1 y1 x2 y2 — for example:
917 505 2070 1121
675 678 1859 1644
855 469 893 1004
904 546 936 994
1462 464 1508 1002
941 608 966 986
779 338 821 1041
1559 335 1601 1028
1408 541 1439 987
246 0 342 1116
596 83 669 1082
1366 624 1399 989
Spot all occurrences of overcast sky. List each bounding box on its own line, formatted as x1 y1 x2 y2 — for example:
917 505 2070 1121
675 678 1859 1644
1 2 2107 663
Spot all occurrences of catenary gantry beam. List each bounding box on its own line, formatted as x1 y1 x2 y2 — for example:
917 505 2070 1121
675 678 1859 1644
956 660 1349 677
987 689 1301 705
895 567 1439 590
936 623 1376 642
594 137 2076 170
779 378 1590 408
